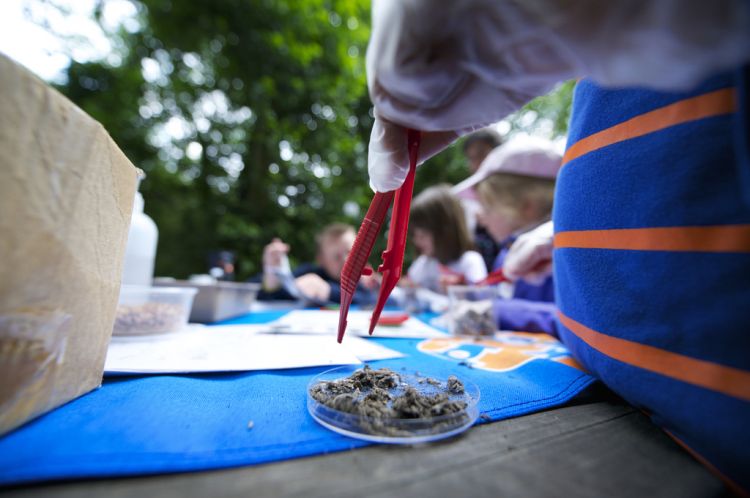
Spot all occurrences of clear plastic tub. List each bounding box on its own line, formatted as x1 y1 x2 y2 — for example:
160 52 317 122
113 285 197 336
307 365 480 444
447 285 498 337
0 310 70 434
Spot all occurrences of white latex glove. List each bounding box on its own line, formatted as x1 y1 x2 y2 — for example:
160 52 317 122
503 221 554 285
530 0 750 90
366 0 750 192
368 115 461 192
367 0 574 191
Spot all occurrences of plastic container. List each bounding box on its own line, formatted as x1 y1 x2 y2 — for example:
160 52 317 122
113 285 197 336
121 191 158 286
153 278 261 323
307 365 480 444
447 285 498 337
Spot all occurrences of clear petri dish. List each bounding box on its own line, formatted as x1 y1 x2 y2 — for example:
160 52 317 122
307 365 480 444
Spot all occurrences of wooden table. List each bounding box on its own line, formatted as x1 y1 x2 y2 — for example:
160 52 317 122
3 386 727 498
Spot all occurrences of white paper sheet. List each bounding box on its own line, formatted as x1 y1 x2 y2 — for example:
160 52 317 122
104 324 403 375
218 324 404 362
267 310 447 339
325 335 404 362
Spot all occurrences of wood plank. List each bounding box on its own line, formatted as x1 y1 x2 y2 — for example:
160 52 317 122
2 396 726 498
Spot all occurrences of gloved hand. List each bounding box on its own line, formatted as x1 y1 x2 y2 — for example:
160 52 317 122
503 221 554 284
366 0 579 192
368 115 461 192
366 0 750 192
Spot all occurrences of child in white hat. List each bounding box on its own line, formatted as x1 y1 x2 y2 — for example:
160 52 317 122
456 135 562 332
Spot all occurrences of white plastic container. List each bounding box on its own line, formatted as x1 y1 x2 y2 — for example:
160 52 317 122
113 285 197 336
121 191 158 286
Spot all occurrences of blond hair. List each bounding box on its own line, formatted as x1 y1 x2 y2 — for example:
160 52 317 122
315 223 355 251
477 172 555 220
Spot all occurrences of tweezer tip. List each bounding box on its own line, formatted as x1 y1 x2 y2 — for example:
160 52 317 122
337 297 352 343
368 311 380 336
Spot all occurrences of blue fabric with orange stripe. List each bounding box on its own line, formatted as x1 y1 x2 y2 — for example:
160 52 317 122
553 71 750 491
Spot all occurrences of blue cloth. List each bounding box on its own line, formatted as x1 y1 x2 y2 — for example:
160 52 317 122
0 311 593 486
555 72 750 491
492 238 557 334
735 64 750 207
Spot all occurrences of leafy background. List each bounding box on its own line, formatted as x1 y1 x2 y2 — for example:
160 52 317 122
37 0 573 279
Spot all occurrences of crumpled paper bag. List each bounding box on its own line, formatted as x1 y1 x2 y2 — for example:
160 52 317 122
0 54 137 435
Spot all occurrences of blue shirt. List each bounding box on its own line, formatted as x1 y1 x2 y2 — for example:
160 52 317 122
492 236 557 333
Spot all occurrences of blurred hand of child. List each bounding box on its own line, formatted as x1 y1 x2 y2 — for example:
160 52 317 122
437 264 467 292
263 238 290 267
439 273 465 292
504 221 554 284
399 276 416 288
262 237 291 290
360 264 381 290
295 273 332 302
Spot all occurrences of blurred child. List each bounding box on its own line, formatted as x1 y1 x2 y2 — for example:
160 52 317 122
457 136 562 332
462 128 502 174
258 223 376 305
406 185 488 293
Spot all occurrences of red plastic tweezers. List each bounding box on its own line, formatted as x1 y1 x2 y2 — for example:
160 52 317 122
337 129 421 343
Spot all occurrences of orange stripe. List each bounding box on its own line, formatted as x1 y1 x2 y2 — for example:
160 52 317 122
554 225 750 253
563 88 737 165
558 312 750 401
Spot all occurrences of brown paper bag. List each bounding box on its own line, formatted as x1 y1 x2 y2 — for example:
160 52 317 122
0 54 137 435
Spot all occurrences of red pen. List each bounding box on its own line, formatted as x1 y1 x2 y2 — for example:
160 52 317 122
475 259 552 286
438 263 467 285
475 268 508 286
337 129 421 342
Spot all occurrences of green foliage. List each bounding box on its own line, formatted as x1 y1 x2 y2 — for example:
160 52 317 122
505 80 575 139
51 1 573 279
58 0 374 279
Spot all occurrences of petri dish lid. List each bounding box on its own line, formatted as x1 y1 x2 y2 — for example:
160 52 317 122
307 365 480 444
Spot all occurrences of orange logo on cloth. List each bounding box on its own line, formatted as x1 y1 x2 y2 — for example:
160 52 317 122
417 333 582 372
